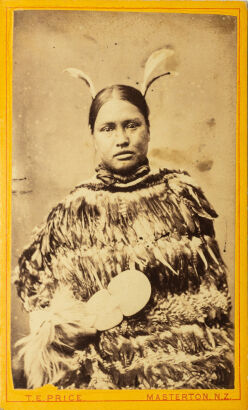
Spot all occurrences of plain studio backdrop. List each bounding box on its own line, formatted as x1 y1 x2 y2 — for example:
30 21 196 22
11 10 237 355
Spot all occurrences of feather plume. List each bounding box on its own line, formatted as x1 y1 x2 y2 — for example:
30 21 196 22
141 48 176 95
15 288 96 388
64 68 96 98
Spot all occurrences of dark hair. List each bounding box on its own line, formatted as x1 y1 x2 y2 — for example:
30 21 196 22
89 84 150 133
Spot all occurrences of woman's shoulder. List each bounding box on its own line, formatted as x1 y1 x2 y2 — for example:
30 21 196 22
146 167 202 195
23 176 98 244
156 167 218 219
45 175 100 215
154 167 199 188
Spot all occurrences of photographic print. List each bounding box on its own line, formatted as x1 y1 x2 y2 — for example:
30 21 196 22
0 1 247 410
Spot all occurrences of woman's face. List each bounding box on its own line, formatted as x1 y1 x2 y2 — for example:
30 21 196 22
93 99 150 174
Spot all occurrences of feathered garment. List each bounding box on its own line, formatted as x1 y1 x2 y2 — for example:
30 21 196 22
14 167 234 389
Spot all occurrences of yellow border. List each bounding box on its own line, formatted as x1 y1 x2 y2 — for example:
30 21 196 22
0 1 247 409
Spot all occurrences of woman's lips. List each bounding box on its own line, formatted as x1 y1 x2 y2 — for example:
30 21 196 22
114 151 134 160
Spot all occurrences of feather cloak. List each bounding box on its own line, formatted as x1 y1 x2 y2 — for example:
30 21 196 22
14 168 234 389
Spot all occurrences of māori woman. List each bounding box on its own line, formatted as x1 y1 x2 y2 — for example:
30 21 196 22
14 49 234 390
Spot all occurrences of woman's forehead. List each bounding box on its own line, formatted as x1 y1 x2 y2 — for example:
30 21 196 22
95 99 144 125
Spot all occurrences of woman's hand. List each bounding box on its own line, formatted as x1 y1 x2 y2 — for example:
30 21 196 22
28 289 98 349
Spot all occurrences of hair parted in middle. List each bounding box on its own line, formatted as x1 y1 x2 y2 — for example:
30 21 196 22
88 84 150 133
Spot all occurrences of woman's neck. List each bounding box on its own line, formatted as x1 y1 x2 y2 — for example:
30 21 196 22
95 158 150 186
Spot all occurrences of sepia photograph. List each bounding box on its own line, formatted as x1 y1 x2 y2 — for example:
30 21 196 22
11 9 237 392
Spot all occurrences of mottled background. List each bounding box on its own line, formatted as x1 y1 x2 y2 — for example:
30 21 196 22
11 11 237 353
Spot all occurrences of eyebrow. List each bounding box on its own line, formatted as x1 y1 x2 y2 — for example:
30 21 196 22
98 118 142 127
99 122 115 127
122 118 142 126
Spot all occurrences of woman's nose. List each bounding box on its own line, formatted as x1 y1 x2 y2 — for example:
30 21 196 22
116 126 130 147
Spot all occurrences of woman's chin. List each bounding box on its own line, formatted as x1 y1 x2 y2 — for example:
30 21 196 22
109 158 143 175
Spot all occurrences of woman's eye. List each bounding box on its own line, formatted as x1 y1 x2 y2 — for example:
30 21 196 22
100 125 114 132
126 122 140 129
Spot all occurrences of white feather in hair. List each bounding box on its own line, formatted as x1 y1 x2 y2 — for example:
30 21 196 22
15 288 96 388
64 68 96 99
141 48 175 96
